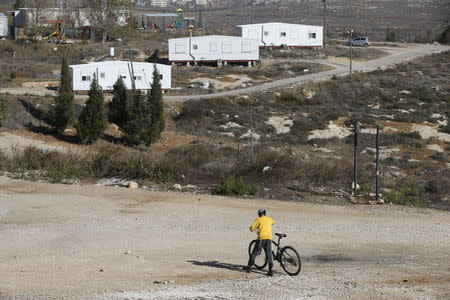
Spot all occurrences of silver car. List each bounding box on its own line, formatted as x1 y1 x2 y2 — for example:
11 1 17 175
347 36 370 47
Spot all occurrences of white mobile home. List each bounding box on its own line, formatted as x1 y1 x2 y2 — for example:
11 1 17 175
0 13 8 38
69 61 171 92
236 22 323 48
168 35 259 64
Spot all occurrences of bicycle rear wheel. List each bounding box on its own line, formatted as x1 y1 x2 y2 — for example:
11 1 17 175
248 240 268 269
280 246 301 276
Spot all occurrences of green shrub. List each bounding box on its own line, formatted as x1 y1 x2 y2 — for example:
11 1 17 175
9 71 17 80
384 186 425 207
213 175 258 196
0 98 7 127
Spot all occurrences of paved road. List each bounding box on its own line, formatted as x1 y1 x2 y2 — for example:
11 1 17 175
1 44 448 103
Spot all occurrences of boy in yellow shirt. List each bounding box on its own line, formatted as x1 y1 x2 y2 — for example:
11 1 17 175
244 208 275 276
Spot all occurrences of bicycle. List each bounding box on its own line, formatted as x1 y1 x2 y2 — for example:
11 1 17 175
248 233 301 276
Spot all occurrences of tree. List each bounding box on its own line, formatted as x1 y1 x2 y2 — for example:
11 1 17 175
121 66 165 146
13 0 26 9
83 0 133 43
148 65 165 139
76 76 108 144
45 54 74 132
108 77 129 128
122 91 151 146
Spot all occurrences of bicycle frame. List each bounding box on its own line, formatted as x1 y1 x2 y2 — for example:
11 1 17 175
271 235 283 262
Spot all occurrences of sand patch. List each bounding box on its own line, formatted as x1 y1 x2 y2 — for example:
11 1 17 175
266 116 293 135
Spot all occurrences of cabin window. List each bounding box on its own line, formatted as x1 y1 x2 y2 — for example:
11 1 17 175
81 75 91 82
210 42 218 52
222 42 232 53
280 32 286 37
160 74 163 80
193 44 198 50
309 32 317 39
175 43 185 53
241 42 252 53
100 72 105 78
134 76 142 81
264 31 269 36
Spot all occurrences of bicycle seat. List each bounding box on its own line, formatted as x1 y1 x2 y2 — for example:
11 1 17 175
275 233 287 238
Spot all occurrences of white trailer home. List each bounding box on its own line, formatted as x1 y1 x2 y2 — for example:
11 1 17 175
168 35 259 65
0 13 8 38
69 61 171 92
236 22 323 48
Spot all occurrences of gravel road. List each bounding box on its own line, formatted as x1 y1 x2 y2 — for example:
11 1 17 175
0 176 449 299
1 44 448 104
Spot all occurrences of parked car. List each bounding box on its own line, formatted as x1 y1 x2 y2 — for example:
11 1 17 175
347 37 370 47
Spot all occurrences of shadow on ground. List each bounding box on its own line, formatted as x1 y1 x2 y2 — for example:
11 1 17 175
187 260 268 275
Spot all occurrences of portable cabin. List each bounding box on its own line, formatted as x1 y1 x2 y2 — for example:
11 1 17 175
0 13 8 38
69 61 171 92
168 35 259 65
236 22 323 48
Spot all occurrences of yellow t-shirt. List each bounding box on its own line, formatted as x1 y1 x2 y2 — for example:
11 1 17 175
250 216 275 240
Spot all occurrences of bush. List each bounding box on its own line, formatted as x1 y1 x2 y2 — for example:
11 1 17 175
384 186 424 207
0 98 7 127
213 175 258 196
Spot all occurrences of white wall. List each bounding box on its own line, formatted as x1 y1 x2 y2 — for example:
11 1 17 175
168 35 259 63
0 14 8 37
70 61 171 92
236 23 323 47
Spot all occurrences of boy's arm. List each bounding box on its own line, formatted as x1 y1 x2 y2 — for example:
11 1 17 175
249 219 258 232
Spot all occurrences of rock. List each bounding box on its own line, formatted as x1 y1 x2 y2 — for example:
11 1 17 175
110 124 119 131
351 182 360 190
127 181 138 189
262 166 271 173
173 184 182 190
99 268 104 272
124 250 131 254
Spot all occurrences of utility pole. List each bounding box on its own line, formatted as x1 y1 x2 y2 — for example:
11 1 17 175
353 122 358 196
323 0 326 45
251 6 254 24
348 29 354 75
375 125 380 202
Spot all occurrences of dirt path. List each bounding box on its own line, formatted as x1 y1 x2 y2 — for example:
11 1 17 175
1 44 448 104
0 176 449 299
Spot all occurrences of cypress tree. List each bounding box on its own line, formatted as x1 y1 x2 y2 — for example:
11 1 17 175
76 76 108 144
45 54 74 132
122 91 151 146
148 65 165 140
108 77 129 128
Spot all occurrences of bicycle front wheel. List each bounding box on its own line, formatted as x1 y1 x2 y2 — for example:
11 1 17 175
248 240 268 269
280 246 301 276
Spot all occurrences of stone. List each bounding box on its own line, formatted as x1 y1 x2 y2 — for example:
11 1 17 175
173 184 182 190
124 250 131 254
127 181 138 189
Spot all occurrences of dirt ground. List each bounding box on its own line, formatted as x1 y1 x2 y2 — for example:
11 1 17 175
0 176 449 299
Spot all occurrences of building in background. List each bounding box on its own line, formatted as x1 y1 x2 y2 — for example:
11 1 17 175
236 22 323 48
0 13 8 38
151 0 169 7
69 61 172 92
169 35 259 66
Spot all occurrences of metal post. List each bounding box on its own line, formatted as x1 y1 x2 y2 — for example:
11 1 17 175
251 7 254 24
349 30 353 75
249 100 254 166
376 125 380 202
323 0 326 44
353 122 358 196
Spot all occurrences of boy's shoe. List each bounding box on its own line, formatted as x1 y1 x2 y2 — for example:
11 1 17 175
267 269 274 276
243 266 251 273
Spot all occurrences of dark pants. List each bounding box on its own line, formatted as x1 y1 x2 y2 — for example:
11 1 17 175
248 239 273 269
